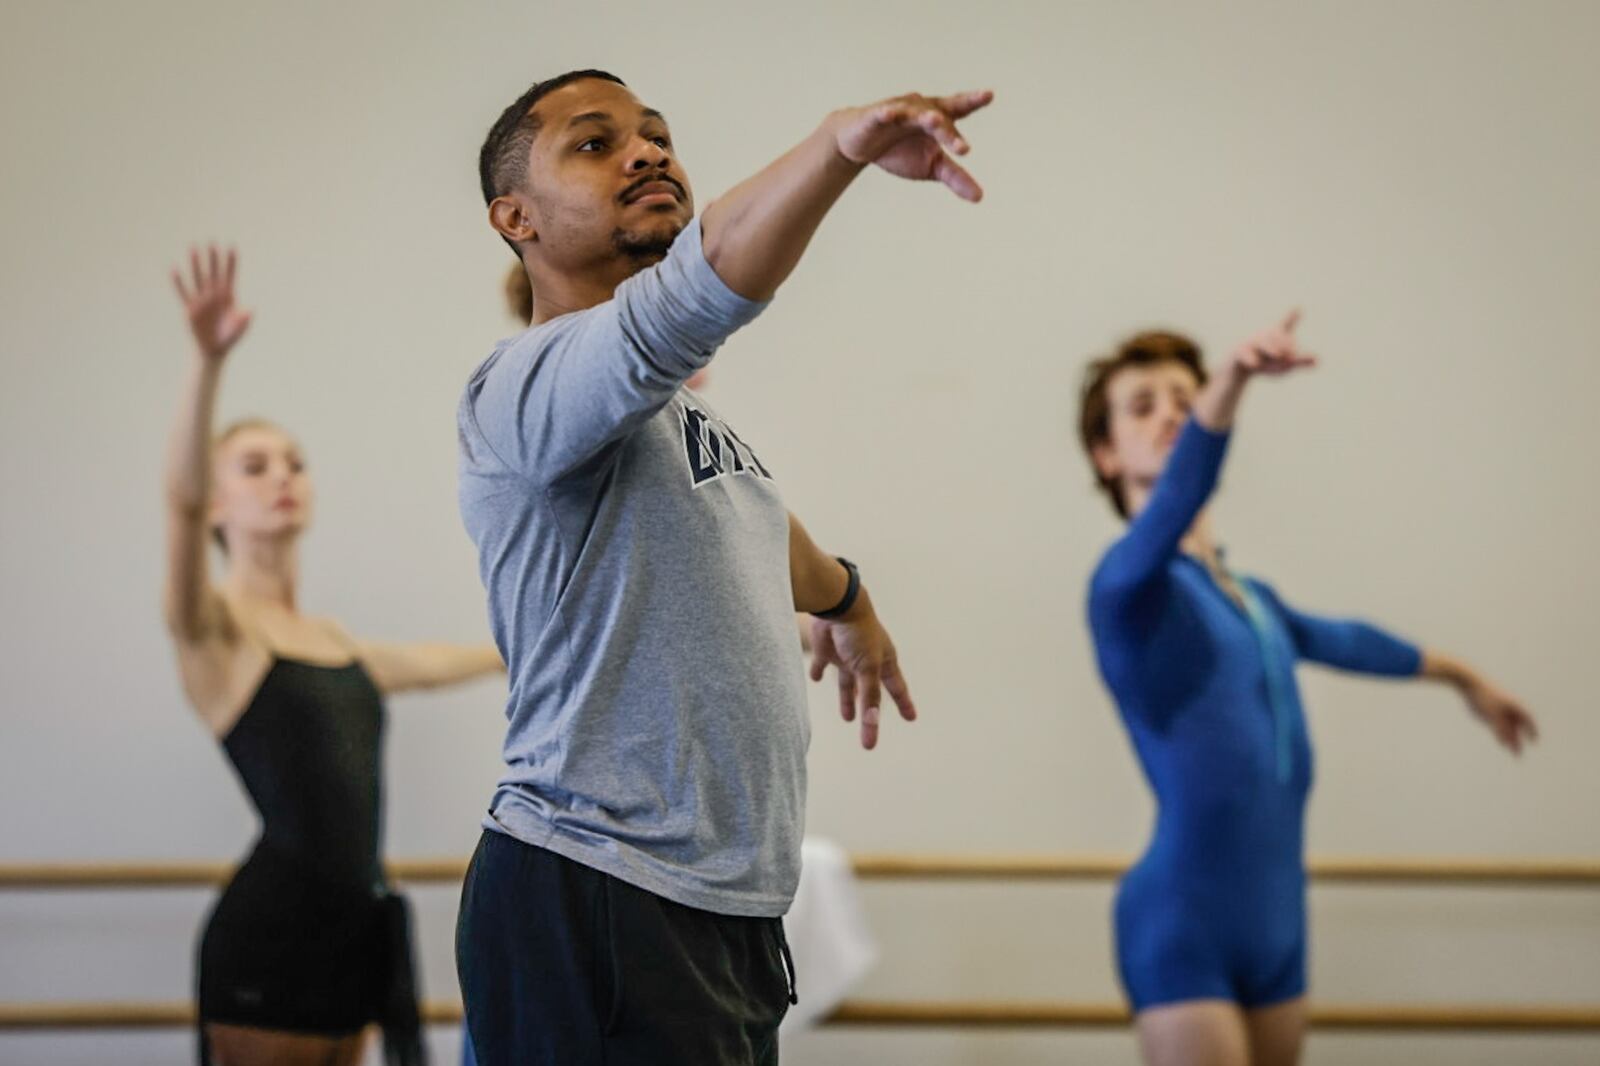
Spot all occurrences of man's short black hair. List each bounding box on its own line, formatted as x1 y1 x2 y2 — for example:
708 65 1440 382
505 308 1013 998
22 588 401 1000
478 69 627 207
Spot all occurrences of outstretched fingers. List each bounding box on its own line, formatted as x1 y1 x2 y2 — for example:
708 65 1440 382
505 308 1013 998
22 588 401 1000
857 666 882 750
883 660 917 722
932 152 984 202
935 89 995 119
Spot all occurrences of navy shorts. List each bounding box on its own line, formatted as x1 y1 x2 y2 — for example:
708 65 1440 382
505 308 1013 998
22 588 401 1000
456 830 794 1066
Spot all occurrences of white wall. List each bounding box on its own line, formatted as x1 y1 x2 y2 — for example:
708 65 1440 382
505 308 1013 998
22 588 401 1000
2 1 1597 1062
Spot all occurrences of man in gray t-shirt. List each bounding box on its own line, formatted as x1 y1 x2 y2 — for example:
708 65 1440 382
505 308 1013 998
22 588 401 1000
456 69 990 1066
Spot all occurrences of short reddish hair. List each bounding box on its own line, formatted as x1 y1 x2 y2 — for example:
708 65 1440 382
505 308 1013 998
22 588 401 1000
1078 331 1207 518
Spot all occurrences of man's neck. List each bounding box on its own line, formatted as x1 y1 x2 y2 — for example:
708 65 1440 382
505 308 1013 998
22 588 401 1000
1180 512 1221 567
1126 481 1222 569
526 253 658 325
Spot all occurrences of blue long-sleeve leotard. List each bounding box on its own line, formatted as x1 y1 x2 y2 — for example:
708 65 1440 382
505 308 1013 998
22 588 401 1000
1088 418 1421 1011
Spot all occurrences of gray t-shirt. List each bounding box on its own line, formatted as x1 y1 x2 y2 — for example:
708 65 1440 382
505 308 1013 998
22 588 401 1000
457 219 810 917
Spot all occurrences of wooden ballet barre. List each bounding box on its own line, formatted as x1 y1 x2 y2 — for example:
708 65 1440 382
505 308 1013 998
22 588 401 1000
849 854 1128 881
0 1003 195 1030
4 1000 1600 1033
847 854 1600 886
3 855 1600 890
824 1001 1600 1032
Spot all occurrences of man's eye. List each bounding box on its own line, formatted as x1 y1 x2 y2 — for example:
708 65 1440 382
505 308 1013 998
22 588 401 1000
577 138 605 152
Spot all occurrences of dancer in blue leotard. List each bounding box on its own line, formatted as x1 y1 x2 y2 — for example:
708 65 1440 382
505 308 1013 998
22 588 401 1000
1078 315 1538 1066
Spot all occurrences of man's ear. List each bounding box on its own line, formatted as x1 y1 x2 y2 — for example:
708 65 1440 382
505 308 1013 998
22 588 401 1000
489 195 537 244
1090 439 1122 483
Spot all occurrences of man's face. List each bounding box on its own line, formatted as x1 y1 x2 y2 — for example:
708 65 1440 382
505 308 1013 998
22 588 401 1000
1094 361 1201 497
518 78 694 270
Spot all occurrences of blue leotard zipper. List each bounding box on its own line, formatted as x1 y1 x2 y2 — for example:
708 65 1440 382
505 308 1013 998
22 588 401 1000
1233 574 1294 785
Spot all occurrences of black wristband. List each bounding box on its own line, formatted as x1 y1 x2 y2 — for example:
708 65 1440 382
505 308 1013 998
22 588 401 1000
811 557 860 620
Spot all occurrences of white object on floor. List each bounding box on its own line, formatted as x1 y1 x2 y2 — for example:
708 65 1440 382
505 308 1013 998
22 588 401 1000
779 837 878 1031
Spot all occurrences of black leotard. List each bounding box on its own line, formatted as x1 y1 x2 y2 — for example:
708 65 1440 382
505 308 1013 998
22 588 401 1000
196 657 424 1064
